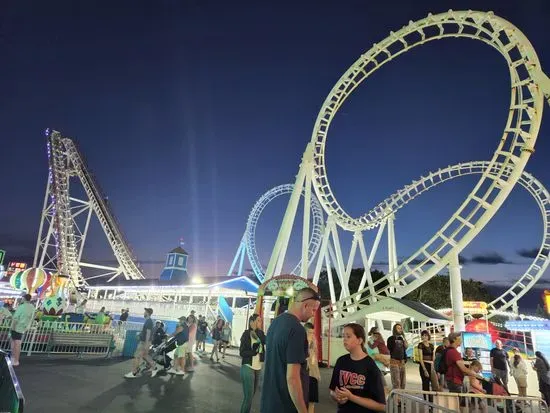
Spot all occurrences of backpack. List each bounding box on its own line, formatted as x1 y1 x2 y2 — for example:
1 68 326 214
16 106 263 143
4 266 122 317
413 344 422 364
435 348 449 374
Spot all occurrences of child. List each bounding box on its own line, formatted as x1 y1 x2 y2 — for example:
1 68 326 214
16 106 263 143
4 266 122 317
468 360 487 413
329 323 386 412
304 322 320 413
510 354 528 397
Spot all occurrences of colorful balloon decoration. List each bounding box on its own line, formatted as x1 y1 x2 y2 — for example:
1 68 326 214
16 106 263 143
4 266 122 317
37 272 53 298
21 267 48 294
9 271 24 290
42 294 67 316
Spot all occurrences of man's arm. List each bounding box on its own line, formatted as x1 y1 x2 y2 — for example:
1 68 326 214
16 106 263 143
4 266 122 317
456 359 478 377
287 363 308 413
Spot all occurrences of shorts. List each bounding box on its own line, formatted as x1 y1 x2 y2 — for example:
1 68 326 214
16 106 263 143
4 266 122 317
308 377 319 403
196 332 206 341
10 330 22 341
134 341 149 357
175 342 188 357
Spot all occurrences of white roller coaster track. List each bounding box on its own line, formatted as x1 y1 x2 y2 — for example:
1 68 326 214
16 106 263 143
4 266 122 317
245 184 324 282
341 161 550 315
34 130 145 286
264 11 550 325
228 184 324 282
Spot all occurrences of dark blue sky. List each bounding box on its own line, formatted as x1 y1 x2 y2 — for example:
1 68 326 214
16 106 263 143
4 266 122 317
2 1 550 298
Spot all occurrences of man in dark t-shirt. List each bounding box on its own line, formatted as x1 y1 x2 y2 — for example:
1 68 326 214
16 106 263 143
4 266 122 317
490 339 510 386
125 307 158 378
261 288 321 413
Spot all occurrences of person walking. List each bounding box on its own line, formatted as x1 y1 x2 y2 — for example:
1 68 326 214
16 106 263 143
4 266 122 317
510 353 528 397
387 323 408 391
210 318 224 362
186 314 197 371
9 294 35 366
417 330 438 401
124 308 159 378
329 323 386 412
533 351 550 406
239 314 266 413
490 339 510 387
221 321 232 359
196 315 208 353
260 287 320 413
304 322 321 413
167 315 189 375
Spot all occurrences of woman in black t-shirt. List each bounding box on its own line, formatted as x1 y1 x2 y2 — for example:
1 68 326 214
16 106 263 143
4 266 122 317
329 324 386 412
417 330 437 401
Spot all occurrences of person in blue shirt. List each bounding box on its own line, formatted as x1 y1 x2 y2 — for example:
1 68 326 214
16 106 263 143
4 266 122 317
124 308 158 378
261 287 321 413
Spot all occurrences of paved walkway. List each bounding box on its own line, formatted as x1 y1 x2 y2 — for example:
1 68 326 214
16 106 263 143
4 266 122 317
13 350 544 413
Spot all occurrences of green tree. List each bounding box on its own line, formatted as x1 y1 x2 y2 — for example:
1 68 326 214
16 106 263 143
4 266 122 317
316 269 494 310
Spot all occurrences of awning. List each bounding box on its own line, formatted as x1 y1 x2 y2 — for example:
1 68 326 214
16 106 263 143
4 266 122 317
332 297 451 327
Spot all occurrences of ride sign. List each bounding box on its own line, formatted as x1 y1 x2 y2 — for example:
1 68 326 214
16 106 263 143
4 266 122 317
463 301 488 315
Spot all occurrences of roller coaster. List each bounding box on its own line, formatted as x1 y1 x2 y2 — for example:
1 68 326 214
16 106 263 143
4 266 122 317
32 11 550 328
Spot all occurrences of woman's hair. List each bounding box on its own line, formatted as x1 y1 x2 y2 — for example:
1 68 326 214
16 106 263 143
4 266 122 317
392 323 403 336
513 354 522 368
420 330 431 340
536 351 550 370
368 326 378 336
470 360 482 370
344 323 367 353
248 313 260 329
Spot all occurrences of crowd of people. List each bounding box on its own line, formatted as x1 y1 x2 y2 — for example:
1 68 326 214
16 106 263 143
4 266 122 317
4 289 550 412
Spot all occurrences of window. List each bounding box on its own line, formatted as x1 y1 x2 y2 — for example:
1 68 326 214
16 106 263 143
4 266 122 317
178 256 183 266
168 255 174 266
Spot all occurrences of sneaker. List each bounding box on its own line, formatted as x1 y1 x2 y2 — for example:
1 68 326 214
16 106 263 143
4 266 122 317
175 370 185 376
150 368 159 378
166 368 178 374
124 371 138 378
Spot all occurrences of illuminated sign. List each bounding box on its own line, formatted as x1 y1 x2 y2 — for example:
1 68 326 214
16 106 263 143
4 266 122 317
463 301 488 315
6 262 28 277
0 249 4 265
462 332 492 378
504 320 550 332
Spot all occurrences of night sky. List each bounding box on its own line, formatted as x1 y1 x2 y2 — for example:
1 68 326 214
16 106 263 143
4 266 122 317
2 1 550 302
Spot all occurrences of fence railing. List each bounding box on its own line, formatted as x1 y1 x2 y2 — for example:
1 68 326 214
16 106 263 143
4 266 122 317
0 319 144 358
0 350 24 413
388 389 548 412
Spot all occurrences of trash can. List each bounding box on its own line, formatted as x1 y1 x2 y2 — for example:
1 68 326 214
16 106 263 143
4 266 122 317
122 330 141 358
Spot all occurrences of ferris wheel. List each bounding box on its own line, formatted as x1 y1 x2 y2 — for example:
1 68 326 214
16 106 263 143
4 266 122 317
263 10 550 326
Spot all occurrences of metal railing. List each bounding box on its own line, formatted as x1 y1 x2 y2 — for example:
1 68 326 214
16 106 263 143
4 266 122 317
0 350 24 413
0 319 140 358
388 389 548 412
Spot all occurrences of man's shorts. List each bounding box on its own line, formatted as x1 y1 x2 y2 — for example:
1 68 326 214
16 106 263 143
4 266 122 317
175 342 188 357
134 341 149 357
10 330 22 340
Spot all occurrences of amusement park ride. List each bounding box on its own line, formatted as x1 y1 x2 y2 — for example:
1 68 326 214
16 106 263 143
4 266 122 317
27 11 550 335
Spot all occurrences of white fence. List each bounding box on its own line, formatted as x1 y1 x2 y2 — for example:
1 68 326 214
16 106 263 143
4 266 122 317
388 389 548 413
0 319 143 358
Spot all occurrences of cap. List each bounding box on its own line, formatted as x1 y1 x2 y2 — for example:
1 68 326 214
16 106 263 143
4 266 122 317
190 310 196 314
144 308 153 315
178 315 187 320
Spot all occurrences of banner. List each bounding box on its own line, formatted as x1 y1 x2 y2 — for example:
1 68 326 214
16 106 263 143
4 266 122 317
463 301 488 315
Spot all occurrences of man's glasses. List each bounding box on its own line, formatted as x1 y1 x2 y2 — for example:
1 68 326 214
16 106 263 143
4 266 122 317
297 294 321 303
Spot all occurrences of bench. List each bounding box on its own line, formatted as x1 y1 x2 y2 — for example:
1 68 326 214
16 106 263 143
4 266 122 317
47 332 114 357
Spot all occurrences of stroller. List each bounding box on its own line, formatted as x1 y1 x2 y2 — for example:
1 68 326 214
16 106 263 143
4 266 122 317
151 336 177 370
481 376 520 413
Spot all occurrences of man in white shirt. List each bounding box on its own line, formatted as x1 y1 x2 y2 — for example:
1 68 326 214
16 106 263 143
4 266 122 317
10 294 35 366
